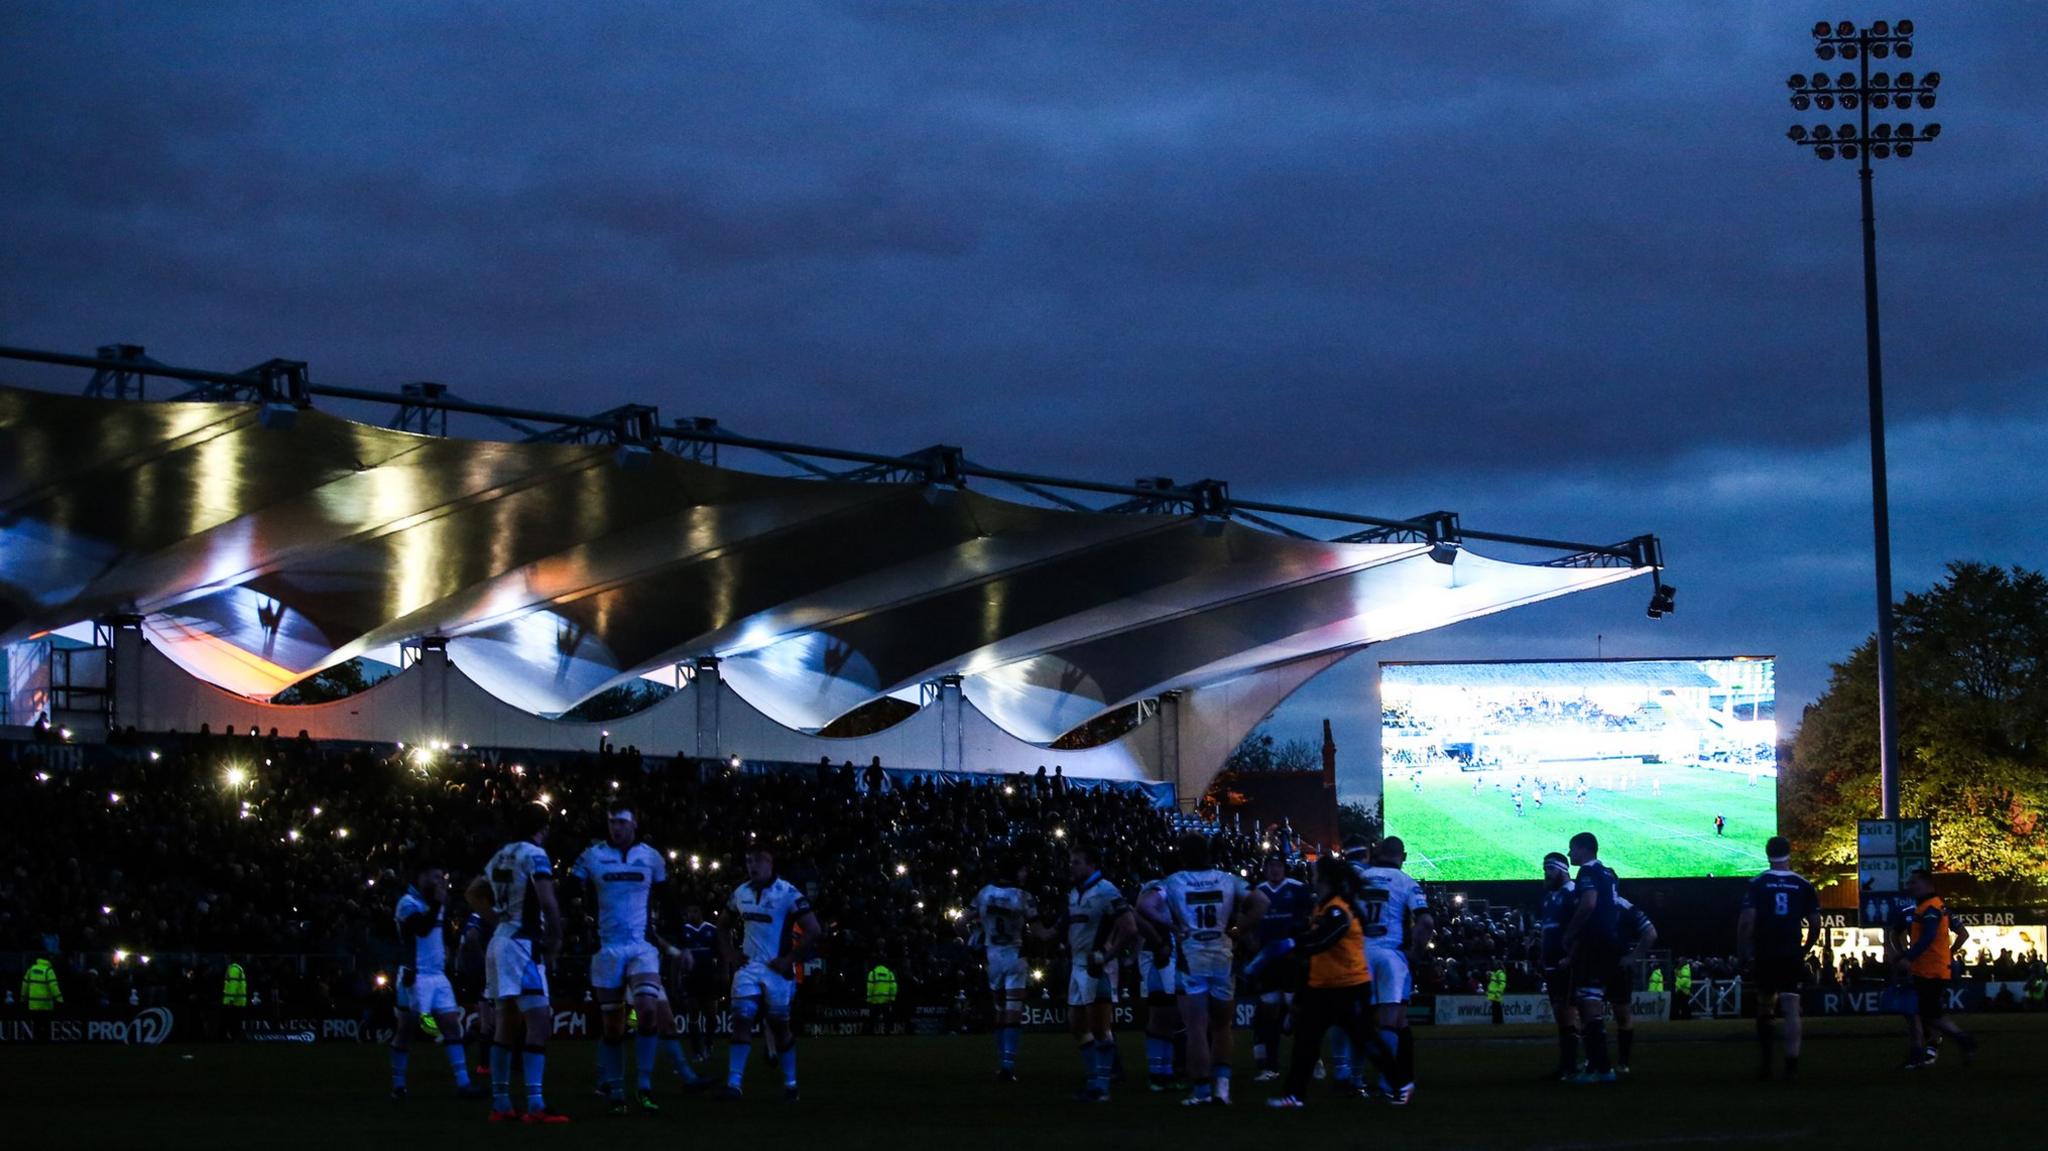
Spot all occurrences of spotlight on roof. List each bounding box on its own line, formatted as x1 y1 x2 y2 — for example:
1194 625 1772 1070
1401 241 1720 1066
1646 584 1678 620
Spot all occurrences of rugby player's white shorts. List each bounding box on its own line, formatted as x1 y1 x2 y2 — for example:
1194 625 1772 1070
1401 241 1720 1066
1067 960 1117 1008
1179 949 1237 1002
398 971 459 1017
730 961 796 1017
1138 949 1181 998
486 935 549 1006
1367 947 1413 1005
591 940 666 998
986 946 1029 994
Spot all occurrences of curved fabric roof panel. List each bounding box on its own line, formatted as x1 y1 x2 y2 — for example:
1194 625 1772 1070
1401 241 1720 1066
0 378 1658 742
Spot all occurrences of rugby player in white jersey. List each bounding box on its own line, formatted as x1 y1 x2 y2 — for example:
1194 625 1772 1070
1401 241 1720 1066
962 852 1038 1081
483 802 569 1123
1134 872 1184 1092
1161 833 1268 1106
567 803 706 1115
1354 836 1431 1103
389 860 482 1100
1036 843 1136 1103
715 845 822 1101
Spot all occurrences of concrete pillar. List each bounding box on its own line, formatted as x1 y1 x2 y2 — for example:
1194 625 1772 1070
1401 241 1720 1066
1157 690 1186 809
939 676 964 773
419 637 449 744
694 657 721 759
109 616 146 732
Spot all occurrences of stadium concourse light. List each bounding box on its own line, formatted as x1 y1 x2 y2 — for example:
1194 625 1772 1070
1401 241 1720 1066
1782 19 1944 820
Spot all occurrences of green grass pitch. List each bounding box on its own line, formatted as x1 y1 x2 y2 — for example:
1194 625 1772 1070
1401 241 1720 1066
6 1015 2037 1150
1384 764 1779 880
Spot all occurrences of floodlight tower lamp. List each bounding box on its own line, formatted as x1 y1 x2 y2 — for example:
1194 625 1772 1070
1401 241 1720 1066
1778 18 1946 819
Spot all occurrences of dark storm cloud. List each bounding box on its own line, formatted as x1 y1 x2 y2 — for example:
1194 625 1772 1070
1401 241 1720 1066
3 2 2044 781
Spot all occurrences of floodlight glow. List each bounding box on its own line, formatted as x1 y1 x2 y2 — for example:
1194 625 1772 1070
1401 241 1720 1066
895 862 908 876
148 750 160 762
223 766 248 789
114 949 129 963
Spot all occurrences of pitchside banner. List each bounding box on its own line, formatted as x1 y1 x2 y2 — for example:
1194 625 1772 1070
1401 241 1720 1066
1433 994 1671 1026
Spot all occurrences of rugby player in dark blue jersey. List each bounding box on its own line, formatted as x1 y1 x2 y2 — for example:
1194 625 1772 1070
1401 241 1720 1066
1536 853 1580 1081
1560 831 1620 1083
1250 854 1313 1081
1737 836 1820 1080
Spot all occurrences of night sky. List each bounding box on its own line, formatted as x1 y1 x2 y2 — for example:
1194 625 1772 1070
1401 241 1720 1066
4 2 2043 798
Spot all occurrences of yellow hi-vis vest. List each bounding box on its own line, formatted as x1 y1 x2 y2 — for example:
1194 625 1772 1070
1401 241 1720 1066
222 963 248 1007
1648 968 1665 993
866 964 898 1005
23 959 62 1011
1674 963 1693 993
1486 969 1507 1002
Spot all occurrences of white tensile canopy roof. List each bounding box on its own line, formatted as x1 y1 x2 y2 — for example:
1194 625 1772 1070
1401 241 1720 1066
0 381 1653 745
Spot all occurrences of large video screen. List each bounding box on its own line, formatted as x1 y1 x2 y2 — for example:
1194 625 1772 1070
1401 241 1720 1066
1380 658 1777 881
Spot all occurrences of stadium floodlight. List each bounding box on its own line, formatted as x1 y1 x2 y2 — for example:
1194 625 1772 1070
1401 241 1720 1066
1645 583 1678 619
1777 18 1947 820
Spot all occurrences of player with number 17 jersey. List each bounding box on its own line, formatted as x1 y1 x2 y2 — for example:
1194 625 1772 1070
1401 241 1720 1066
1354 863 1426 1002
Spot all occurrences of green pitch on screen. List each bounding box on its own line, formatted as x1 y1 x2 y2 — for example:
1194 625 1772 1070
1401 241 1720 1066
1384 767 1777 881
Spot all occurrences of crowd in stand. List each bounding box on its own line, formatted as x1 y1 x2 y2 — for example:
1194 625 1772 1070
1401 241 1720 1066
0 729 1259 1016
6 728 2041 1024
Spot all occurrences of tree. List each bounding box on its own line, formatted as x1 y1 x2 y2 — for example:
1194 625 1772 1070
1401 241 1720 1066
1337 798 1382 845
559 680 675 723
272 659 377 705
1785 562 2048 893
1223 727 1319 775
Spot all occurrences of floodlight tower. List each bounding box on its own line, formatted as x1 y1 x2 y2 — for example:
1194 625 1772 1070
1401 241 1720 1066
1783 19 1943 819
